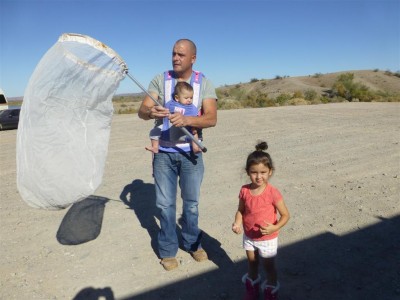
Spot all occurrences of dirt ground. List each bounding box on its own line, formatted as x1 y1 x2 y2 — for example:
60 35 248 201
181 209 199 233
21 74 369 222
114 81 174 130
1 102 399 300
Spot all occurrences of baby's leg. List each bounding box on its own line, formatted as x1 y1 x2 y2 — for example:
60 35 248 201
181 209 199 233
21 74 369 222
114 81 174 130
146 139 159 153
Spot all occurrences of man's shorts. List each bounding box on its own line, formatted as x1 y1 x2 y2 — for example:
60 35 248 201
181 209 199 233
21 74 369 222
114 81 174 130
243 235 278 258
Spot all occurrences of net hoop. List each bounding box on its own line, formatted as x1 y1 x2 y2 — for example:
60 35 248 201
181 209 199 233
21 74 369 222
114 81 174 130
58 33 128 75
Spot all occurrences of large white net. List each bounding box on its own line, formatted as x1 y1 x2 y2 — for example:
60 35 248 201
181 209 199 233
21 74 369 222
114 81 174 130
16 33 127 210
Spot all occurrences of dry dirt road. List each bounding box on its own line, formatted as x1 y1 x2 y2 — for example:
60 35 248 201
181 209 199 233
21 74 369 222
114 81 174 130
1 102 399 300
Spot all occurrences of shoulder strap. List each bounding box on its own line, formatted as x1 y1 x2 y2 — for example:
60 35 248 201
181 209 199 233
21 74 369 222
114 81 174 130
163 70 204 109
163 71 175 103
190 71 203 108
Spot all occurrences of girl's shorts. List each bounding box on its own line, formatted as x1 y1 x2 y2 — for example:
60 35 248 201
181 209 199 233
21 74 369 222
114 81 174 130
243 235 278 258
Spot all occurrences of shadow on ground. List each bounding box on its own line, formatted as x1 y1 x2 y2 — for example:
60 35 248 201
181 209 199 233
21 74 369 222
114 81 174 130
68 185 400 299
117 214 400 300
120 179 160 256
57 195 109 245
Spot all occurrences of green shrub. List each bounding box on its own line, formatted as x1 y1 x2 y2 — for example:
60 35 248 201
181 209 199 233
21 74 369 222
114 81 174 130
293 90 304 99
374 91 400 102
116 107 137 114
320 96 330 104
384 70 393 76
217 99 243 110
352 85 374 102
242 91 273 108
304 89 318 101
275 93 291 106
331 72 375 101
216 89 228 99
287 98 310 106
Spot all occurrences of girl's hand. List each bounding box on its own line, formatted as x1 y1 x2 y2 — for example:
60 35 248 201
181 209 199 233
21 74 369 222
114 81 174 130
259 222 278 235
232 223 242 234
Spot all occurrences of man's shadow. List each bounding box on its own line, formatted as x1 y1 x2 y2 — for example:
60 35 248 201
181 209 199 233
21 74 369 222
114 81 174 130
120 179 160 256
120 179 234 268
177 217 234 269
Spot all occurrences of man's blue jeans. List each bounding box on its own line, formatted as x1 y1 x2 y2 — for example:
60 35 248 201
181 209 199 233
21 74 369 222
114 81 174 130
153 151 204 258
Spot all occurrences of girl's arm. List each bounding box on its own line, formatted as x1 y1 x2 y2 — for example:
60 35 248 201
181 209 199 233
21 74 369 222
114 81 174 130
232 200 245 234
259 199 290 236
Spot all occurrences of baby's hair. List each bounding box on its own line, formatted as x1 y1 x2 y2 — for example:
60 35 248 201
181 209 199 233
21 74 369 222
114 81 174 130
245 141 275 173
174 81 193 97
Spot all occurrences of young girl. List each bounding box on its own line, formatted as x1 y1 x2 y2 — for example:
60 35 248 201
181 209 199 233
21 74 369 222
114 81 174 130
232 141 290 300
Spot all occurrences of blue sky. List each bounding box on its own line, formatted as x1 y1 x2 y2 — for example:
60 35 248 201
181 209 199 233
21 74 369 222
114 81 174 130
1 0 399 97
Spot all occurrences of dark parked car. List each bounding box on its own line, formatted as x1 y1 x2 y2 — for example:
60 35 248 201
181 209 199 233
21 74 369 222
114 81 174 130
0 108 21 130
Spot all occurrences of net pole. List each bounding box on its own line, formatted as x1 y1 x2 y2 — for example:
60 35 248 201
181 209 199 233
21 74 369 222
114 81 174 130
125 72 207 153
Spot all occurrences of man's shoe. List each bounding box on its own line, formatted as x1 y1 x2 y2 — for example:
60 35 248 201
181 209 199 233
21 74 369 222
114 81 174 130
160 257 178 271
190 248 208 262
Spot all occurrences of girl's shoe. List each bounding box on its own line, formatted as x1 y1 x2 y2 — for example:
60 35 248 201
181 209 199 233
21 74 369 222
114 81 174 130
261 280 280 300
242 273 261 300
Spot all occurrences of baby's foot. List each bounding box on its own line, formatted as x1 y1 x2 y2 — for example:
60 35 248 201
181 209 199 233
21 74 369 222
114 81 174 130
145 146 159 153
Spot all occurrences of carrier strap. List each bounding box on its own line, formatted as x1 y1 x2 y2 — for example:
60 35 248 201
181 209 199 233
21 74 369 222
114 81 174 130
163 70 203 108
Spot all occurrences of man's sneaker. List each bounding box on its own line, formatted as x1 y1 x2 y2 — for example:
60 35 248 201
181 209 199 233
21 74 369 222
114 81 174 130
160 257 178 271
262 280 280 300
190 248 208 262
242 273 261 300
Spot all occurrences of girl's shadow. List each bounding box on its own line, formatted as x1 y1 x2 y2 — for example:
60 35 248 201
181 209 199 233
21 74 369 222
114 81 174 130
120 179 160 256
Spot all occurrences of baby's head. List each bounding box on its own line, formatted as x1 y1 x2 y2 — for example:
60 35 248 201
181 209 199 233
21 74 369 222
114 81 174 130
245 141 275 174
174 82 194 105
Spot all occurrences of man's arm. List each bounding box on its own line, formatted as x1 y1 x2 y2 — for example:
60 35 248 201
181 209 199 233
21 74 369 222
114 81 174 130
138 92 169 120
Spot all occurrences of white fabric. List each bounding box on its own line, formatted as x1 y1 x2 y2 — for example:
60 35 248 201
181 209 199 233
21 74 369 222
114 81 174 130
16 33 126 210
243 235 278 258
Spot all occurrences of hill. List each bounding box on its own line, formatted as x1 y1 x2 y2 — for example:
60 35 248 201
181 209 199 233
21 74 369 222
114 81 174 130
7 69 400 113
216 69 400 109
113 69 399 113
220 69 400 98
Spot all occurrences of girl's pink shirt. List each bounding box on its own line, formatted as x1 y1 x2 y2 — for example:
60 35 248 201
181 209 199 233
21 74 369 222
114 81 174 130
239 183 283 241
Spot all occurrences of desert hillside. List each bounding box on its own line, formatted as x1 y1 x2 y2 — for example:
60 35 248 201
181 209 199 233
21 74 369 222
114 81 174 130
221 69 400 99
112 69 400 113
7 69 400 113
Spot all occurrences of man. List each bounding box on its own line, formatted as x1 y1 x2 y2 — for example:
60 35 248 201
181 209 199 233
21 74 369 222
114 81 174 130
138 39 217 271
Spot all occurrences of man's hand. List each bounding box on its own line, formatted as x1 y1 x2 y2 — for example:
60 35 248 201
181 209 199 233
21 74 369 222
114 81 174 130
148 105 169 119
169 112 187 127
